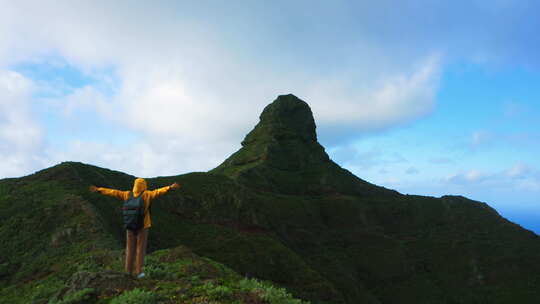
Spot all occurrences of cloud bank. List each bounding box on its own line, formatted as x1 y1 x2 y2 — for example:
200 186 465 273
0 1 538 178
0 70 44 176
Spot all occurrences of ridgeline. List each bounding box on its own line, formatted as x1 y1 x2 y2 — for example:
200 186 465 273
1 94 540 303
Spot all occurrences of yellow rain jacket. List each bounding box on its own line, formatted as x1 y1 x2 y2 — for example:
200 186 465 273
96 178 172 229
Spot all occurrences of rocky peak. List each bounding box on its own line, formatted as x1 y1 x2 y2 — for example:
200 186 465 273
211 94 382 195
241 94 317 146
213 94 329 174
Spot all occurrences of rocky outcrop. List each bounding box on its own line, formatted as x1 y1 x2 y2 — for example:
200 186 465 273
212 94 395 197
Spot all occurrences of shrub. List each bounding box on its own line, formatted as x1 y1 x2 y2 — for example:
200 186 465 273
142 253 179 281
109 288 158 304
238 278 310 304
198 281 234 299
48 288 96 304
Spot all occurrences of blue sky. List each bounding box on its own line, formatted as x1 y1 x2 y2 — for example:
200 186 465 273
0 1 538 233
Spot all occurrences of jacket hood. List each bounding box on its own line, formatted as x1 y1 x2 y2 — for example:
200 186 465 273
132 178 147 197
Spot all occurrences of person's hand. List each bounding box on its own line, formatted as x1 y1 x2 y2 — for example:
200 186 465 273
89 185 98 192
170 182 180 190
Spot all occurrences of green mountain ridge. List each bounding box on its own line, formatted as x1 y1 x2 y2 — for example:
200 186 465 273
2 94 540 304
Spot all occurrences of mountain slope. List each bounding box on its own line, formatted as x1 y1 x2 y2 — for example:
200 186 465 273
2 94 540 304
0 163 315 304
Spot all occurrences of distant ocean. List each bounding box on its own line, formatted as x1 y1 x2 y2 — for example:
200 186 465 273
497 206 540 236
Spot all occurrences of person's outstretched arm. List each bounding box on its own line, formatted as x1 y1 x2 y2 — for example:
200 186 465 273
89 185 130 201
146 182 181 200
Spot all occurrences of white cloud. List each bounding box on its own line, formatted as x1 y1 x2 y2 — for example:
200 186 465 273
502 101 530 118
0 71 41 149
329 144 409 170
0 1 444 178
471 130 494 146
111 65 258 143
430 157 454 164
0 70 45 177
505 163 531 178
378 163 540 210
45 137 236 178
304 55 441 131
465 129 540 152
0 1 537 180
516 179 540 192
61 85 110 117
441 164 540 196
445 170 490 184
406 167 420 175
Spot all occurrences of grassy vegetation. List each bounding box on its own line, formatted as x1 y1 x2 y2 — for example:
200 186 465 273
2 95 540 303
1 236 310 304
3 161 540 304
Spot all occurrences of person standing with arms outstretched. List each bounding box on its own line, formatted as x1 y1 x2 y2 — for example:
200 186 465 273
89 178 180 278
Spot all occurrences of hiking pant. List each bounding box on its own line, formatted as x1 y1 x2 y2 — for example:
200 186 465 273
125 228 148 275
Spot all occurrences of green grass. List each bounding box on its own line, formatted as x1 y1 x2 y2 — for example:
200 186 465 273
2 154 540 304
1 244 310 304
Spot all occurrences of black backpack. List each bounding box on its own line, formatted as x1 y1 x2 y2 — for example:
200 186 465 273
122 191 145 230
